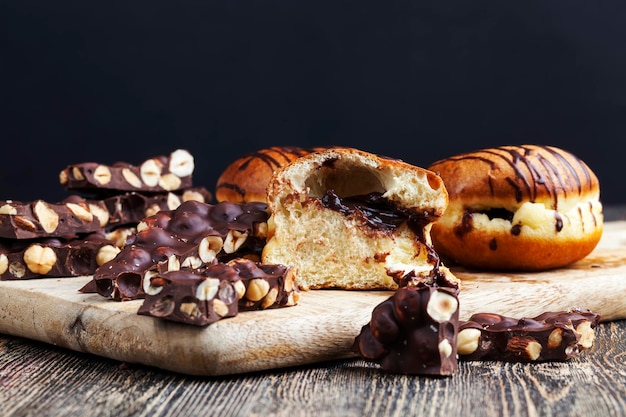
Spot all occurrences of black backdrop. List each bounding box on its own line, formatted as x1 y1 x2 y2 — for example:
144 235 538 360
2 0 625 204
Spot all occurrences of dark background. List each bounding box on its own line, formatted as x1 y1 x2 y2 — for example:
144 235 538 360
2 1 625 204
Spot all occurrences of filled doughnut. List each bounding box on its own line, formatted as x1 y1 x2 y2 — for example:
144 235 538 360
427 144 603 271
262 147 459 290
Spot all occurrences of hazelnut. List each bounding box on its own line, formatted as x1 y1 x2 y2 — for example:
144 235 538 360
233 280 246 299
166 192 182 210
66 202 94 223
122 168 142 188
168 149 195 177
93 165 112 185
261 287 279 309
88 203 110 227
144 203 162 218
245 278 270 302
180 302 202 320
196 278 220 301
213 299 230 317
166 254 180 271
140 159 163 187
438 339 453 358
181 255 203 269
0 204 17 215
71 167 85 181
198 235 223 263
576 321 596 349
426 290 458 323
96 245 121 266
457 328 482 355
0 253 8 275
547 328 563 349
182 189 206 203
58 169 68 185
158 173 182 191
23 244 57 274
142 270 162 295
223 230 248 254
33 201 59 233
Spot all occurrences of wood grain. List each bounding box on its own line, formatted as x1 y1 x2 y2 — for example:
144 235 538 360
1 320 625 417
0 221 624 377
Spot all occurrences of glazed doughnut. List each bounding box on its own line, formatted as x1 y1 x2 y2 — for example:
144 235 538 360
427 144 603 271
215 146 319 203
262 147 459 290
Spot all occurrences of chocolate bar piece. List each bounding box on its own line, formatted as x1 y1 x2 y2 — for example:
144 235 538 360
100 187 212 227
59 149 195 194
86 200 269 300
227 258 299 311
0 199 104 239
0 232 120 280
138 265 241 326
137 259 299 326
457 310 601 362
352 285 459 376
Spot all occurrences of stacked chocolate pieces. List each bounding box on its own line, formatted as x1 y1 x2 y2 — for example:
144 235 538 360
0 149 211 281
0 198 122 280
83 199 300 325
59 149 212 246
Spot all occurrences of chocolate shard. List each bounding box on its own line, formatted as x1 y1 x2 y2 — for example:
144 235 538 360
59 149 195 194
352 284 459 376
137 258 299 326
457 309 601 362
0 232 120 280
0 199 103 239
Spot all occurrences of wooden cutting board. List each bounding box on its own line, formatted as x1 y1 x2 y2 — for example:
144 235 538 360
1 221 625 376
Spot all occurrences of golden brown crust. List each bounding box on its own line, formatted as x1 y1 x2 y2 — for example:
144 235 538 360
215 146 316 203
428 145 603 271
428 144 600 210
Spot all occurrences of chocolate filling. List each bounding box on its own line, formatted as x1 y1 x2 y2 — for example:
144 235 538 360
319 189 454 289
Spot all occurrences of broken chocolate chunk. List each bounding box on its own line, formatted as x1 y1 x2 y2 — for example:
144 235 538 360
352 285 459 376
457 310 601 362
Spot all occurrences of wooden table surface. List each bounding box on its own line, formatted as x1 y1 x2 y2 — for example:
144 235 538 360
1 206 625 417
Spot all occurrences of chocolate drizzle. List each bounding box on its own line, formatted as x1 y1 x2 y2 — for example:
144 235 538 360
436 145 597 235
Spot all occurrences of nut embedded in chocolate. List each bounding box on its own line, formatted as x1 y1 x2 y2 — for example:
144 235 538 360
352 285 459 376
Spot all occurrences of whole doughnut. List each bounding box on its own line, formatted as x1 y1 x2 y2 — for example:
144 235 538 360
427 144 603 271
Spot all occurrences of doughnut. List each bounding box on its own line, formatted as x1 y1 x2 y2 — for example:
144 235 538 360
262 147 459 290
427 144 604 271
215 146 315 203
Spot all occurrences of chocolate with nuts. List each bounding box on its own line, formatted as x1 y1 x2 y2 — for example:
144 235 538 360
137 259 299 326
352 285 459 376
457 310 601 362
0 232 120 280
59 149 195 194
138 264 242 326
87 200 270 300
0 199 104 239
227 258 300 311
98 187 212 228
